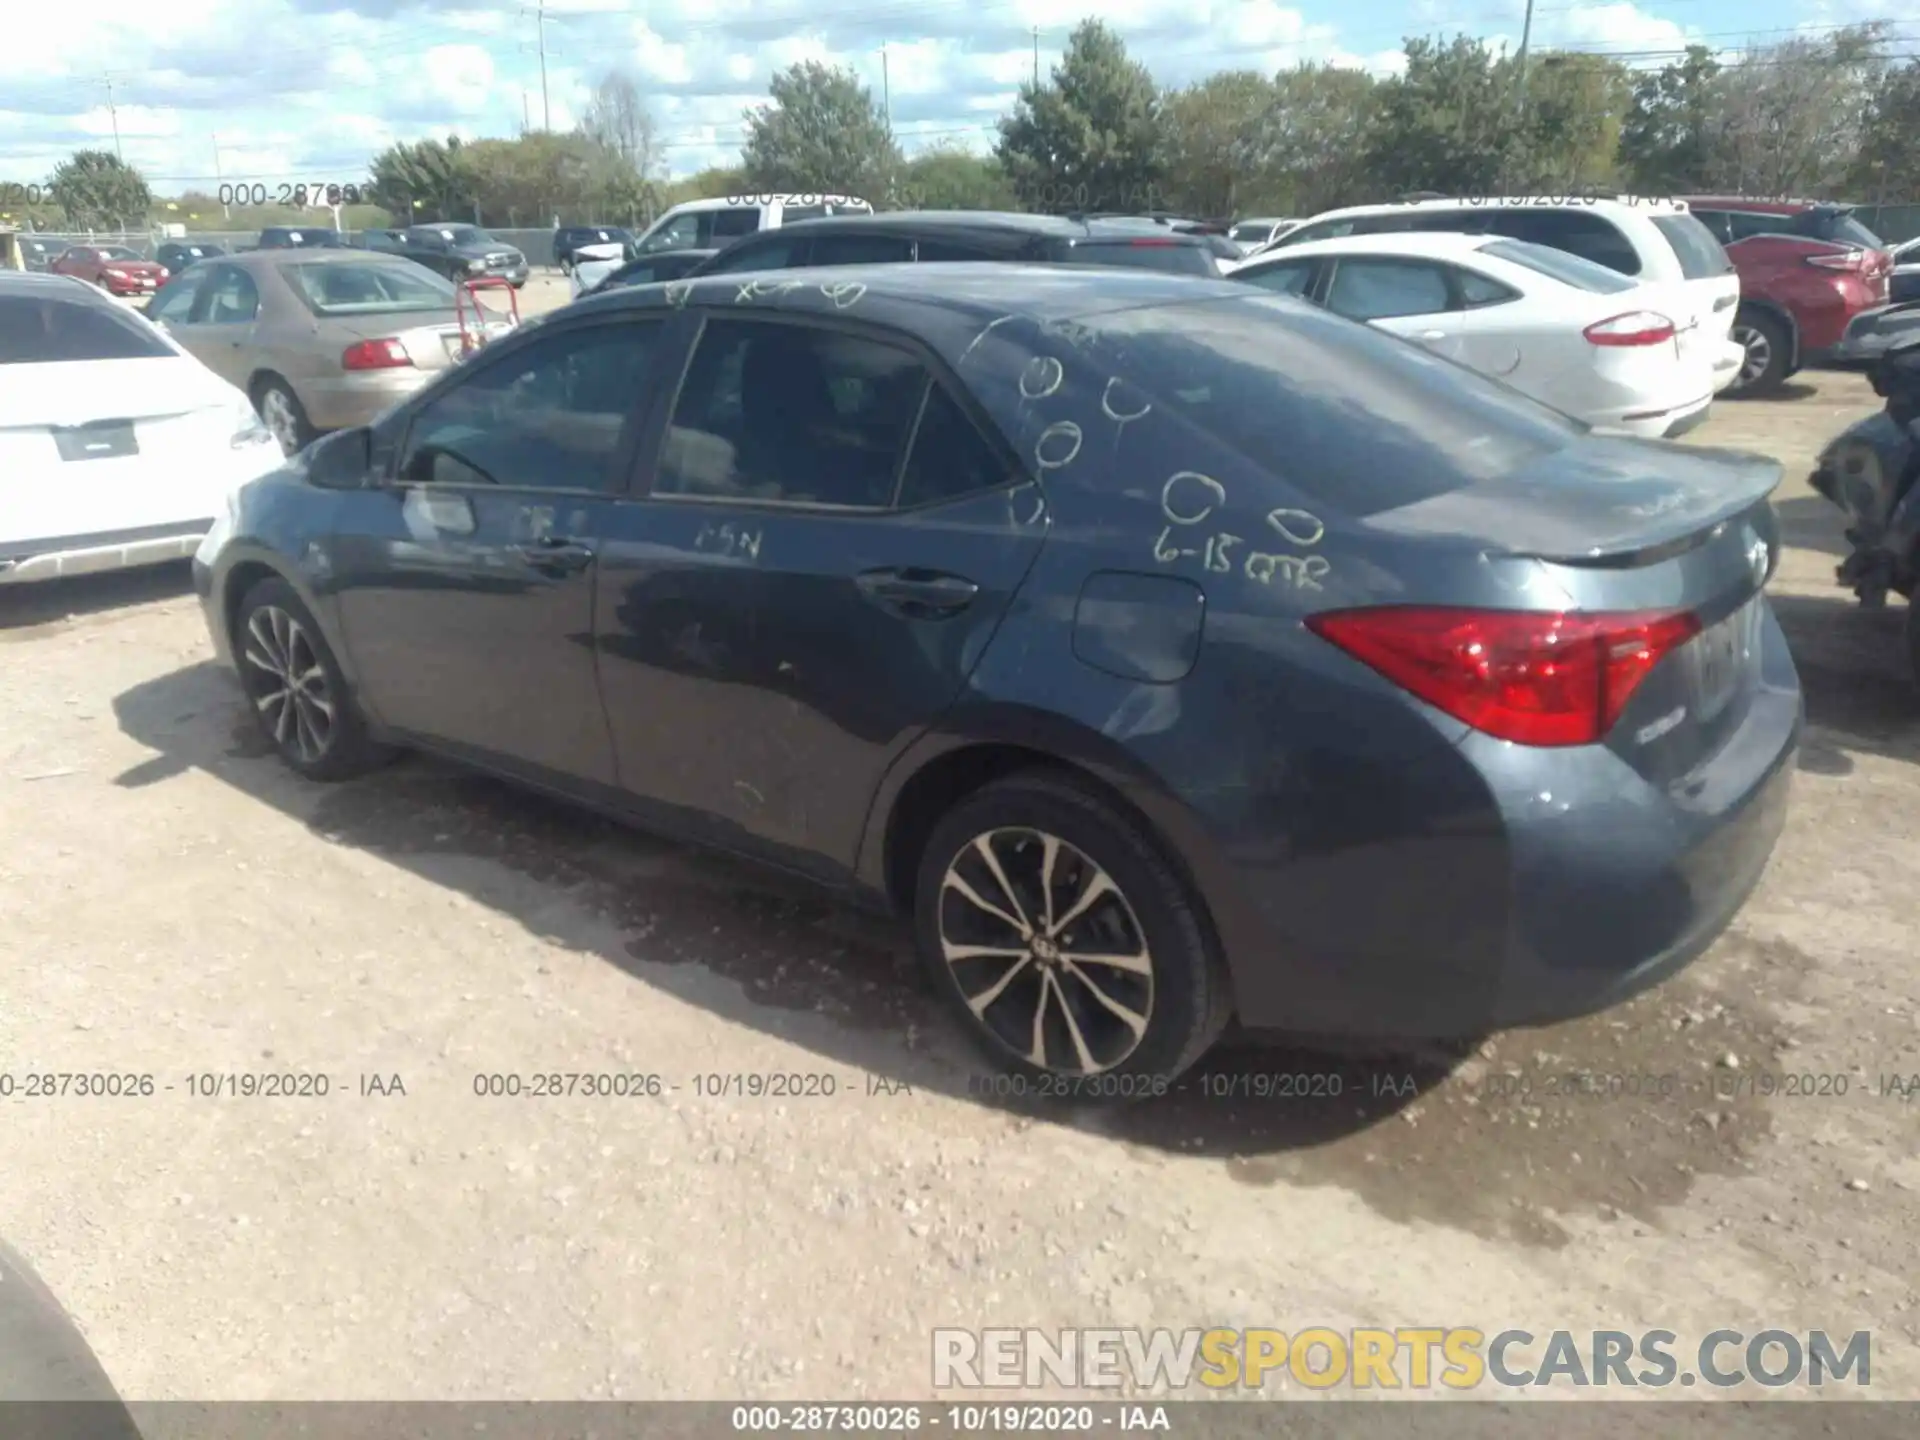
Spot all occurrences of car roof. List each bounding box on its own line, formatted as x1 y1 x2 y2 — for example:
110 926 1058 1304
667 193 868 214
1302 195 1688 222
0 269 103 297
220 248 414 269
576 260 1243 333
738 210 1213 248
1678 196 1829 212
1246 231 1504 263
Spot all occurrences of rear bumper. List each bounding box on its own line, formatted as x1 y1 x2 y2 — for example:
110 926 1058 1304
0 521 211 584
1589 392 1714 440
297 369 432 431
1218 608 1801 1038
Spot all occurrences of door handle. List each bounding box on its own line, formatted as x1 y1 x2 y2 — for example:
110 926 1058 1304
855 567 979 616
509 537 596 575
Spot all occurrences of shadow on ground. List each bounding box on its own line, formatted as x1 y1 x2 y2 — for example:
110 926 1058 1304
1772 591 1918 774
1727 381 1821 403
0 563 194 638
112 658 1809 1246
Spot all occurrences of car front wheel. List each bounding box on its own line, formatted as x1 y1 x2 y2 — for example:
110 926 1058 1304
254 377 315 455
914 771 1232 1098
234 577 392 781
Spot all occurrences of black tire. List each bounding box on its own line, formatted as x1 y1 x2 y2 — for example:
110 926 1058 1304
233 576 393 782
1907 594 1920 693
913 770 1232 1099
557 255 573 275
253 375 316 455
1729 309 1791 397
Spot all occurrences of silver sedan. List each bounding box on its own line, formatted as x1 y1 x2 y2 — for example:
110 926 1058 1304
144 249 513 454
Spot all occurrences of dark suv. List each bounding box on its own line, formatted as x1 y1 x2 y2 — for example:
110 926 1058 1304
1684 198 1893 385
685 211 1221 280
554 225 636 273
364 224 531 288
256 227 350 249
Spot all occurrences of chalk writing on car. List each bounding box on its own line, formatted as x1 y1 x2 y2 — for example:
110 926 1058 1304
1245 552 1330 590
1265 508 1326 548
959 315 1016 365
821 280 866 310
1101 377 1152 431
1155 527 1241 573
1035 422 1082 471
1161 471 1226 527
662 282 692 309
695 521 763 561
1019 356 1065 401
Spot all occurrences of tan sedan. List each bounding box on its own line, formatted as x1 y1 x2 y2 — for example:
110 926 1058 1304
144 249 511 454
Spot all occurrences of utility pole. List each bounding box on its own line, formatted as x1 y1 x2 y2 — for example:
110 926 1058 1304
105 76 123 162
1032 28 1040 90
536 0 551 132
1514 0 1536 115
881 45 891 130
212 136 228 218
523 91 531 135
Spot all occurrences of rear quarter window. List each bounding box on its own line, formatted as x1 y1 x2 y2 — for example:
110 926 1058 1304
1478 239 1638 293
1085 294 1582 517
1491 210 1641 275
1651 215 1735 278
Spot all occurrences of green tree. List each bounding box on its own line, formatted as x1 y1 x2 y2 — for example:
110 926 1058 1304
1852 59 1920 201
741 61 901 198
1616 46 1723 193
995 19 1165 213
461 132 652 226
1361 36 1514 197
1248 63 1380 215
668 166 748 204
1513 53 1633 190
47 149 152 230
1160 71 1275 218
894 146 1016 209
368 137 471 223
1705 26 1887 197
579 69 661 184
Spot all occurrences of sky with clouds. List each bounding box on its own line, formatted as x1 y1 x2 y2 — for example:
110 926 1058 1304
0 0 1906 197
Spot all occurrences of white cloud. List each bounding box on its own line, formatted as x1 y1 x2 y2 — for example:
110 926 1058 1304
0 0 1719 193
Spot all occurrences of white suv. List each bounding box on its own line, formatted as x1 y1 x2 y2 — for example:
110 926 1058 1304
631 193 873 257
1259 196 1745 394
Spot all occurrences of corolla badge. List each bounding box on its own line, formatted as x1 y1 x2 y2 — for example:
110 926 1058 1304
1747 533 1771 584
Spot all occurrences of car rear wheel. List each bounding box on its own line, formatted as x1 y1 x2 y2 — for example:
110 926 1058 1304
255 378 315 456
913 771 1232 1097
1907 594 1920 692
1729 310 1791 396
234 577 392 782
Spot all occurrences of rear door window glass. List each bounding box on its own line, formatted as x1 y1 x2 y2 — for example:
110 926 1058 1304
1067 240 1215 275
1491 210 1641 274
1326 259 1453 319
655 317 926 509
709 207 761 241
1478 239 1637 293
896 383 1015 508
808 234 915 266
1237 260 1315 296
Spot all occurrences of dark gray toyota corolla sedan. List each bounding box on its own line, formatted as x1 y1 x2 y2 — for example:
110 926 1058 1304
192 263 1803 1092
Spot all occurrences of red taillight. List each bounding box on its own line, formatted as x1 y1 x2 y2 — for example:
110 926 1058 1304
1306 606 1704 747
342 338 412 371
1583 311 1676 347
1805 249 1866 272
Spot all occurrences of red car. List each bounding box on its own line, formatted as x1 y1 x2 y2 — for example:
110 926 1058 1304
1683 198 1892 395
48 244 170 299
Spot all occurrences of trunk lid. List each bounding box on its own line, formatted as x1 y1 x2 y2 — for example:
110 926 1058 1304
323 309 489 374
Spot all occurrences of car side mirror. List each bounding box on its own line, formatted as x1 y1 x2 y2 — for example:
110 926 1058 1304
305 426 373 488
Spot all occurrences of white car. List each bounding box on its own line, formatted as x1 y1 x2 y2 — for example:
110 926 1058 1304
1231 231 1723 439
1253 194 1745 395
629 193 872 258
0 272 285 584
567 240 628 299
1224 217 1300 259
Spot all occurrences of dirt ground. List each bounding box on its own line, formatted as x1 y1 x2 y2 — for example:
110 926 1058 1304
1 366 1918 1404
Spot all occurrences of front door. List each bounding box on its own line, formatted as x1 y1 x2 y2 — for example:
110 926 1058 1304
329 313 673 790
593 313 1046 877
1324 256 1525 378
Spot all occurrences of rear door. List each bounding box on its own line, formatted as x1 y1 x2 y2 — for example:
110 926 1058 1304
1647 212 1741 368
592 312 1046 878
172 262 260 387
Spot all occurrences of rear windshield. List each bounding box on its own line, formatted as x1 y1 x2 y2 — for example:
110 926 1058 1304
1086 294 1583 516
1805 211 1885 249
1067 239 1217 276
1230 223 1273 243
1652 215 1735 278
282 261 456 315
0 294 175 364
1480 239 1637 293
267 230 346 247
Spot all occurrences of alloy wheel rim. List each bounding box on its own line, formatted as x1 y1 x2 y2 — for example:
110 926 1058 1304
1733 325 1771 386
262 389 300 454
938 827 1154 1075
242 606 334 763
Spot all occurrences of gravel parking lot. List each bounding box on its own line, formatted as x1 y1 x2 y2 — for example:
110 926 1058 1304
2 366 1917 1402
